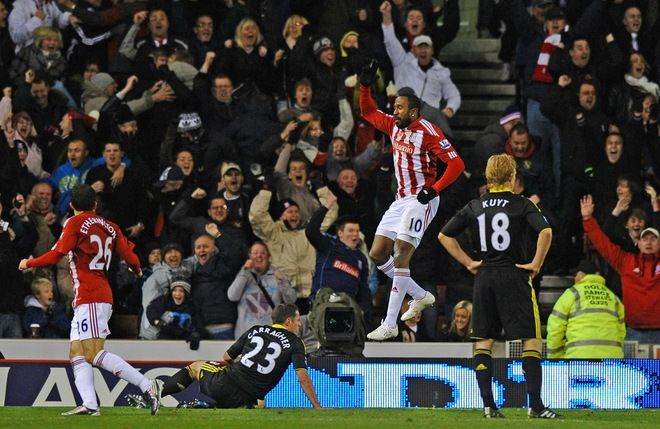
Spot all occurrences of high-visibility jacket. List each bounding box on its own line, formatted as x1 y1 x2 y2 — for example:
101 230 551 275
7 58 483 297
547 274 625 358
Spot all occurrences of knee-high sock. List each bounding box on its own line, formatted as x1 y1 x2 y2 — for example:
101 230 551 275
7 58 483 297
406 278 427 300
522 350 544 411
383 268 412 327
71 356 98 410
93 350 151 393
161 366 194 397
474 349 497 409
377 256 395 279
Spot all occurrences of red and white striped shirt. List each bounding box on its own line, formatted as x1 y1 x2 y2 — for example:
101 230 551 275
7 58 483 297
27 212 141 308
360 86 464 199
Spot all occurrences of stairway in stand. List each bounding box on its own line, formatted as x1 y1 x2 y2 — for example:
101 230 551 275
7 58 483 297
438 38 514 156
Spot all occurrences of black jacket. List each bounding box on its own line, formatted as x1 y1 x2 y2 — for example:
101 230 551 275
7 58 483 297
192 249 243 327
540 85 609 179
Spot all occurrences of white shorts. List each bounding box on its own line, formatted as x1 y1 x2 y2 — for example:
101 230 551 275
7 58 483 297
375 195 439 248
70 303 113 341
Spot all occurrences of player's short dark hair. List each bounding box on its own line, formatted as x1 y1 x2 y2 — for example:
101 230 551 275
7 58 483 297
399 93 421 113
70 184 97 211
272 303 299 324
336 215 360 231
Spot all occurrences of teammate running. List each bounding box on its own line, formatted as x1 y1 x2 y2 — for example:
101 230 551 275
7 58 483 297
19 184 161 416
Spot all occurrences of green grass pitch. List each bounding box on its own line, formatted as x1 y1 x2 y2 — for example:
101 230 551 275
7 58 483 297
1 408 659 429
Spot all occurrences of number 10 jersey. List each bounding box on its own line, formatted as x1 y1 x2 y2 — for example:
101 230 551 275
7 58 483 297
225 324 308 400
441 191 551 267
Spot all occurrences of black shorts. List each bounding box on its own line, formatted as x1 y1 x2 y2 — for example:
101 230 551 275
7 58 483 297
471 266 541 341
198 361 257 408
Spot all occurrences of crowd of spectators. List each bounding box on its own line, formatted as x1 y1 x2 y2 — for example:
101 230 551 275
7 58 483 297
0 0 658 352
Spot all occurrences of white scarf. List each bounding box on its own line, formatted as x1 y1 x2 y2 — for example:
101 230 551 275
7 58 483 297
624 74 660 101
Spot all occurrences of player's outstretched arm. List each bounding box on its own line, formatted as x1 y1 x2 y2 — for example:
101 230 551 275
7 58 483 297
296 368 322 409
20 250 66 270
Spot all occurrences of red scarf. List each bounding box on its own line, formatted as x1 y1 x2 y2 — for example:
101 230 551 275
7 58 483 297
532 33 562 83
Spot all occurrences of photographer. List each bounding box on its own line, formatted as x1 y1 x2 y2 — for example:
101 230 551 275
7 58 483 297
146 275 202 349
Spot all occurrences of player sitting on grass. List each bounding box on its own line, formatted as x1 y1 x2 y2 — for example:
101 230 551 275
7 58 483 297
157 303 321 409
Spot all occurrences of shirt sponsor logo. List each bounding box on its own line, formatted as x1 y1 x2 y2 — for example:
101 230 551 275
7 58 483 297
393 141 414 154
332 259 360 278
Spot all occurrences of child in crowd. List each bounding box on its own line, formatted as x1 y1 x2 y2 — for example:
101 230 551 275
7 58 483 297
23 277 69 338
146 275 201 348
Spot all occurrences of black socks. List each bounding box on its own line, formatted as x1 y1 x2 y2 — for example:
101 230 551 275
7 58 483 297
522 350 544 412
474 349 497 409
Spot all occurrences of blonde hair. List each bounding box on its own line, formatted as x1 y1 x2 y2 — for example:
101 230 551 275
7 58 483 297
282 14 309 39
31 277 53 296
485 154 516 188
449 300 472 336
33 26 63 50
234 18 263 49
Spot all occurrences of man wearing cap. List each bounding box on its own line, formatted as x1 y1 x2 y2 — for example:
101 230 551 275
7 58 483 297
140 242 186 340
547 259 625 358
581 195 660 344
249 188 338 313
86 72 174 121
162 111 206 165
472 105 523 181
380 1 460 118
217 162 251 235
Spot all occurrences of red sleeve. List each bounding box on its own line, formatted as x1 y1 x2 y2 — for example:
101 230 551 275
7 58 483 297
114 229 142 274
359 85 394 135
28 217 79 267
26 249 66 268
424 134 465 193
583 217 626 273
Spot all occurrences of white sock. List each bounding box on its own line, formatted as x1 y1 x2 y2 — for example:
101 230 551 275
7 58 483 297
71 356 98 410
384 269 411 328
407 278 427 300
377 256 395 279
93 350 151 393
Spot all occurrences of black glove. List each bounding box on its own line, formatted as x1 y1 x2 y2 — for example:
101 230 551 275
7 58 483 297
359 59 378 87
417 186 438 204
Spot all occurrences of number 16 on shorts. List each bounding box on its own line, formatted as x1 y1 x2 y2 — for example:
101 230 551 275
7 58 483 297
70 303 113 341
